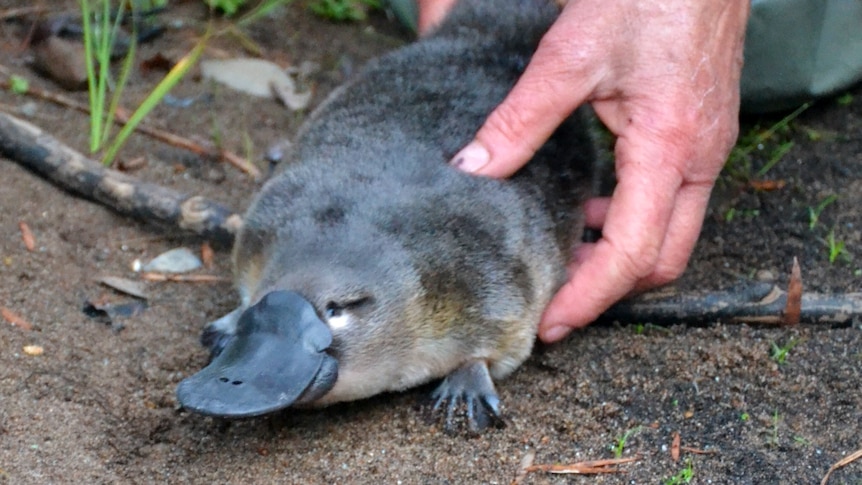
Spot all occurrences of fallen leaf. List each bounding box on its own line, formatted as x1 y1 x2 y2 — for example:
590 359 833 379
19 221 35 251
2 306 33 331
96 275 149 299
270 78 312 111
201 58 296 99
671 432 681 462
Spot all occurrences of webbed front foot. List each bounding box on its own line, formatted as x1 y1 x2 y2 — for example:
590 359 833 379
200 308 243 359
429 360 505 434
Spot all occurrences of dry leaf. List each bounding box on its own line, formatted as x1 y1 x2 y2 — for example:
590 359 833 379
671 432 681 462
97 275 149 299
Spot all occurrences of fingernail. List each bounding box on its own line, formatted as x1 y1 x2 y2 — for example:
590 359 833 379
541 325 570 343
450 142 490 173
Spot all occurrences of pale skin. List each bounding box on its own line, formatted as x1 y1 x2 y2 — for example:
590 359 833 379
418 0 750 343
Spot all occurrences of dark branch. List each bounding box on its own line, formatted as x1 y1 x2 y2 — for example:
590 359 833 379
0 111 241 245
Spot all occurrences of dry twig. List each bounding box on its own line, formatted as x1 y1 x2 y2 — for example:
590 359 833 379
2 306 33 331
18 221 35 251
0 76 261 179
821 448 862 485
0 112 242 245
525 455 639 475
140 272 229 283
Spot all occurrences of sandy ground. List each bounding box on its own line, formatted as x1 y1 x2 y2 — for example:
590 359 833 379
0 2 860 483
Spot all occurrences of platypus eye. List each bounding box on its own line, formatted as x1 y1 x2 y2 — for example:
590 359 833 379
324 297 373 319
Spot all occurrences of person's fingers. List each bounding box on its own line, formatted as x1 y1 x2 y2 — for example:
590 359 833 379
583 197 611 229
450 8 606 177
538 134 685 341
416 0 459 35
635 180 714 291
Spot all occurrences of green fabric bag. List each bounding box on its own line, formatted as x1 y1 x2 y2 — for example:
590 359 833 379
742 0 862 112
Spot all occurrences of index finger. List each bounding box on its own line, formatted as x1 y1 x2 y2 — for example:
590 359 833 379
452 6 605 177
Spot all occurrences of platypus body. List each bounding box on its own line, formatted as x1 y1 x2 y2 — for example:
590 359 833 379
177 0 595 431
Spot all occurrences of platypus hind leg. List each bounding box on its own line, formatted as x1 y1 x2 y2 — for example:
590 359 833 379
430 360 505 434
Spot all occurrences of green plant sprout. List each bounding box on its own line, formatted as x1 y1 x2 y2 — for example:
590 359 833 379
724 207 760 222
664 458 694 485
808 194 838 230
770 338 800 365
724 103 810 183
768 410 780 447
80 0 136 157
793 436 810 446
8 74 28 94
611 426 642 459
102 31 209 166
310 0 381 21
825 228 851 264
836 93 854 106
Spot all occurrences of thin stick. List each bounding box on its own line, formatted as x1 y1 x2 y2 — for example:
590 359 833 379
525 455 640 474
0 76 261 179
821 448 862 485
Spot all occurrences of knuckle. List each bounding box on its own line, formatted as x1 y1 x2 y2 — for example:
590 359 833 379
649 258 687 285
613 239 661 283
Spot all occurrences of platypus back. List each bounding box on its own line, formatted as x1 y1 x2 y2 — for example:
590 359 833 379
177 0 596 432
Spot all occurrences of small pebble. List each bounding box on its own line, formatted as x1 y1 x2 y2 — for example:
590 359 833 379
23 345 44 356
142 248 202 273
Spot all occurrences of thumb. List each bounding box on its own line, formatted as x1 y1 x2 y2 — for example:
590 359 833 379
450 30 596 178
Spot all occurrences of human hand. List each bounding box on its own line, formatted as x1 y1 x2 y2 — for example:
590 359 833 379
425 0 750 342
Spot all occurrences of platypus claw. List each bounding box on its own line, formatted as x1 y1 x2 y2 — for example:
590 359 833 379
429 360 505 434
177 291 338 418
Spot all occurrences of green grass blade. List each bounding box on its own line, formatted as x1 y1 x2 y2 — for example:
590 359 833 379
238 0 294 27
101 23 137 149
101 33 209 166
80 0 100 152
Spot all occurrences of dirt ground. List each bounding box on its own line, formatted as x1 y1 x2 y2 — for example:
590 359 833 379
1 2 860 484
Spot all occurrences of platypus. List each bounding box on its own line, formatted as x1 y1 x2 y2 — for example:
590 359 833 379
177 0 596 432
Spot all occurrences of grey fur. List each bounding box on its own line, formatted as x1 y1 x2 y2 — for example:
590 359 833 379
211 0 595 407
